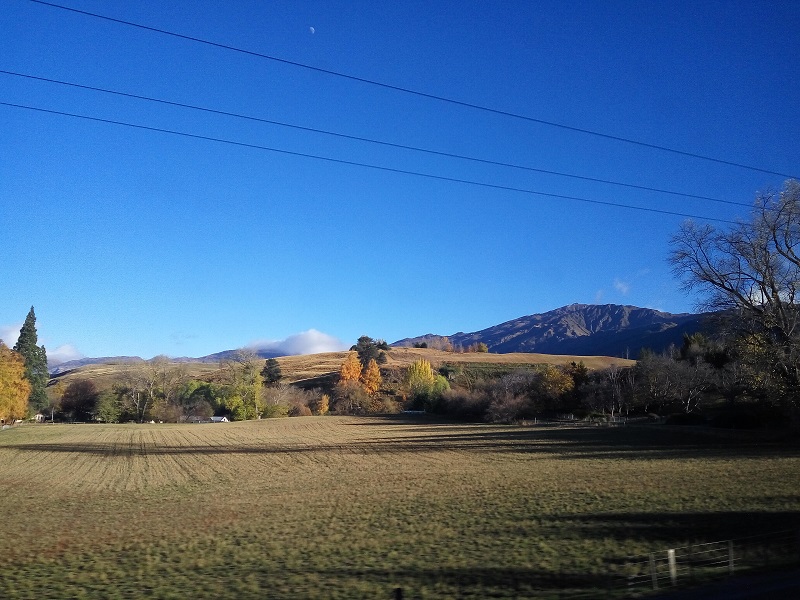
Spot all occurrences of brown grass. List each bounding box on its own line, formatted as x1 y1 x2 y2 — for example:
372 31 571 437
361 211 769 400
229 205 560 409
51 349 633 392
0 417 797 599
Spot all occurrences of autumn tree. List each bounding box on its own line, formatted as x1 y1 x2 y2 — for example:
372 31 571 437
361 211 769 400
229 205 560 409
0 342 30 423
60 379 100 421
405 359 449 410
360 358 382 395
406 359 435 395
338 352 363 384
13 307 49 411
312 393 330 416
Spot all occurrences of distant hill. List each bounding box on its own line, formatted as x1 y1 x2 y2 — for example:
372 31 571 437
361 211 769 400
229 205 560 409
49 349 285 375
394 303 711 358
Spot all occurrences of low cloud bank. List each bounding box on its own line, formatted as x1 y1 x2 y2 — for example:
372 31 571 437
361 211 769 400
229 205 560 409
0 323 21 347
249 329 347 356
47 344 85 367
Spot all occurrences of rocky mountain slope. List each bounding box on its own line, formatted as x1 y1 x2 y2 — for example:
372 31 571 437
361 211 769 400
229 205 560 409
394 303 710 358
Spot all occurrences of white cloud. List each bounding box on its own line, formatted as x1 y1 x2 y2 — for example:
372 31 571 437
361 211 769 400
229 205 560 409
0 323 22 347
249 329 347 356
47 344 85 367
613 278 631 295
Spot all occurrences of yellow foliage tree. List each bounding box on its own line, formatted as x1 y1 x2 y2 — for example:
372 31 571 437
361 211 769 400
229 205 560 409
360 359 382 396
406 359 435 396
0 343 31 423
537 365 575 399
338 352 363 384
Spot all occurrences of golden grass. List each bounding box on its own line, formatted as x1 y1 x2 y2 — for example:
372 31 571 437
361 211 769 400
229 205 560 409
0 417 797 599
51 349 634 391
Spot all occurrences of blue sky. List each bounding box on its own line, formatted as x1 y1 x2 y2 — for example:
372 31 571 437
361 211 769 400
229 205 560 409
2 0 798 363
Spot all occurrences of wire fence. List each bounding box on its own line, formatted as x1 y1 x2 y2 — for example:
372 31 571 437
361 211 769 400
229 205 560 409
605 528 800 597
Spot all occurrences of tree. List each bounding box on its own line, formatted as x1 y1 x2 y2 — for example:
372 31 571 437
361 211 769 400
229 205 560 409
406 359 436 397
95 390 122 423
221 349 263 420
13 307 48 411
261 358 282 385
313 393 330 416
115 357 188 422
405 359 448 410
60 379 99 421
338 352 363 384
670 180 800 418
360 358 382 395
352 336 388 368
0 343 30 423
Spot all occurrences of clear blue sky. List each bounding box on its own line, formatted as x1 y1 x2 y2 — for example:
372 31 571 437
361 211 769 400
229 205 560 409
2 0 798 363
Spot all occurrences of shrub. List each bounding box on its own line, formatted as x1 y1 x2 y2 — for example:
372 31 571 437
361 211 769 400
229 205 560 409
333 380 372 415
440 388 491 420
288 404 313 417
487 393 531 424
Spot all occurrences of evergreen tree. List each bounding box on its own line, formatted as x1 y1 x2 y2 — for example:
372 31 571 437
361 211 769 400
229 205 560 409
13 307 49 412
261 358 282 385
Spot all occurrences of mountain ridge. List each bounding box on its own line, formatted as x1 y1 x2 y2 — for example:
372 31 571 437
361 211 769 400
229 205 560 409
393 303 710 358
49 304 711 374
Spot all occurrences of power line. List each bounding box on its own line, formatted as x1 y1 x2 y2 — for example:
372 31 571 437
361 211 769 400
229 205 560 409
1 100 739 225
30 0 798 181
0 69 754 210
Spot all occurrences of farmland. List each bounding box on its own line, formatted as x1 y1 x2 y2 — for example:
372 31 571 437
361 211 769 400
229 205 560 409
1 417 798 598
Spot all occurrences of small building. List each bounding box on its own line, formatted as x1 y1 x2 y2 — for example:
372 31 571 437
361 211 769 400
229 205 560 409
210 416 229 423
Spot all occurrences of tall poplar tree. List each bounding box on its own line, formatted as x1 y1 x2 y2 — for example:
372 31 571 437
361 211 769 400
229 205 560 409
13 307 49 411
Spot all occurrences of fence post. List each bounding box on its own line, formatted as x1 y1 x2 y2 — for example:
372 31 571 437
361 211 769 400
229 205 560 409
649 553 659 590
728 541 735 576
668 549 677 586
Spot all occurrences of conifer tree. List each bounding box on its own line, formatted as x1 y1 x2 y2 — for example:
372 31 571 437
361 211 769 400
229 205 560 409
13 307 49 411
360 358 382 395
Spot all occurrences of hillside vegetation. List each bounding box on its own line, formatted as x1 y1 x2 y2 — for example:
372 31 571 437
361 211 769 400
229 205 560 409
50 348 633 392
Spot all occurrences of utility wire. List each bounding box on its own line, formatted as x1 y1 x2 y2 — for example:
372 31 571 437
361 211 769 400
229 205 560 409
1 100 739 225
0 69 753 210
30 0 799 181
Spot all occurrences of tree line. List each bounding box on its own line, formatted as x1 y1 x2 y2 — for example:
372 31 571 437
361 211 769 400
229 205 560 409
4 181 799 429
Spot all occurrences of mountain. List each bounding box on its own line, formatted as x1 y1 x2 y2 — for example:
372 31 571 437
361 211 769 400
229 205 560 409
49 349 286 375
394 304 711 358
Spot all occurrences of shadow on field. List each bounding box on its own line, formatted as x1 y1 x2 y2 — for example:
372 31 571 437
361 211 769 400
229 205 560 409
545 510 800 546
274 564 609 597
6 421 798 460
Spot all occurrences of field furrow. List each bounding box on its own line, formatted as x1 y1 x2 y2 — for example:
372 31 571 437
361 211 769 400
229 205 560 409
1 417 799 599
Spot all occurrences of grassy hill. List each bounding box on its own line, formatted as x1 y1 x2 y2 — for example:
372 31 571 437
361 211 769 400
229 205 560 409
49 348 635 392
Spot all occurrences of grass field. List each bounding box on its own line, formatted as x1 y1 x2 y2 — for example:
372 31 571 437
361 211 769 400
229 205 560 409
1 417 798 599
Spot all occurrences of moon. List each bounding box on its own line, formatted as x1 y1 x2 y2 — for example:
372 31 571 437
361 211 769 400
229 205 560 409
309 26 315 34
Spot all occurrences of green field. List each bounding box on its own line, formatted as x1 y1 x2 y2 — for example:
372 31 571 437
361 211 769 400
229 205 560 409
1 417 798 599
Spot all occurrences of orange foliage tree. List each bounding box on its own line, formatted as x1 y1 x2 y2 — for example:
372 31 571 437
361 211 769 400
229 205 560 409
360 359 382 395
0 342 31 422
338 352 363 384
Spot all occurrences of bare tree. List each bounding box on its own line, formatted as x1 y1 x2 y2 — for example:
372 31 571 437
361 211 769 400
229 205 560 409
670 180 800 414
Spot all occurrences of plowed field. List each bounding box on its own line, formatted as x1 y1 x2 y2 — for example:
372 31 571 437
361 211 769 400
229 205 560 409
1 417 798 598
